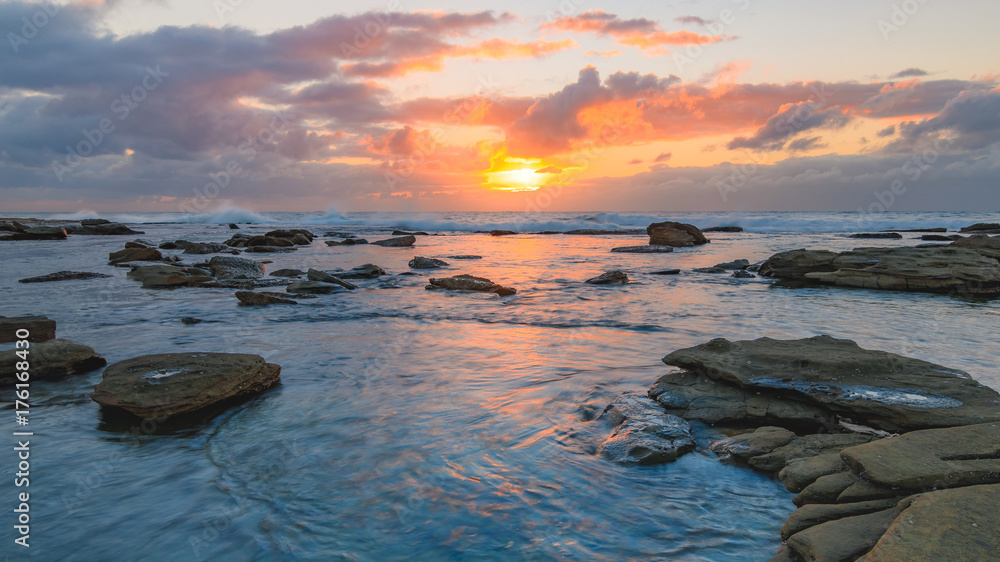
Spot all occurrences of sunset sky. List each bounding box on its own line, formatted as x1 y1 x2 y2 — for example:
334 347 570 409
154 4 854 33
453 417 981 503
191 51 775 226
1 0 998 212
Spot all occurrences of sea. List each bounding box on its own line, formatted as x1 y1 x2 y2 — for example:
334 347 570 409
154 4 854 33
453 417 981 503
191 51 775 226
2 209 999 560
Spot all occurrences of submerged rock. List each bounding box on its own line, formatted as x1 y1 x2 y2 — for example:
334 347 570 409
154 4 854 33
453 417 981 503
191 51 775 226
426 274 516 296
337 264 386 279
850 232 903 239
447 255 483 260
127 265 213 288
91 353 280 419
596 392 695 464
661 335 1000 432
207 256 265 279
372 235 415 247
0 339 106 384
236 291 298 306
489 230 517 236
647 221 709 246
585 270 629 285
703 226 744 232
710 427 797 463
610 245 674 253
693 266 727 274
650 269 681 275
18 271 111 283
732 270 756 278
286 280 342 294
409 256 448 269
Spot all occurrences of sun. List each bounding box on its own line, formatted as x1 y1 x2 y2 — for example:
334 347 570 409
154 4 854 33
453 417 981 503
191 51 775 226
483 149 562 192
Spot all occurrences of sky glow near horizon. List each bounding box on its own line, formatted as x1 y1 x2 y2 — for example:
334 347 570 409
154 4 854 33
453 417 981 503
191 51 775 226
0 0 998 213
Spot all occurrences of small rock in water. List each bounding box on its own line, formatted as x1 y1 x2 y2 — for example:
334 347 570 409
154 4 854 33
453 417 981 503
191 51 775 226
180 317 202 324
596 392 695 464
647 221 709 246
693 266 727 273
236 291 297 306
732 270 756 278
713 259 750 270
610 245 674 253
0 339 106 384
447 255 483 260
426 274 516 296
0 315 57 343
393 230 429 236
585 271 629 285
208 256 265 279
108 247 164 265
337 264 386 279
271 269 305 277
229 223 240 229
850 232 903 239
649 269 681 275
490 230 517 236
18 271 111 283
409 256 449 269
703 226 744 232
306 268 358 289
372 235 415 247
286 280 343 294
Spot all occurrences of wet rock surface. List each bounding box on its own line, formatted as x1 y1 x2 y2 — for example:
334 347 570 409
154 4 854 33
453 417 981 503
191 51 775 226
596 392 695 464
426 274 516 296
0 339 106 384
19 271 112 283
409 256 449 269
0 315 57 343
372 235 416 247
610 245 675 253
585 270 629 285
91 353 281 419
647 221 709 246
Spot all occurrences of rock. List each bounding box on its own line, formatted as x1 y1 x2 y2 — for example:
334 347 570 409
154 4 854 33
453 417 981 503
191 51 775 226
286 280 342 294
125 241 148 249
710 426 797 463
207 256 265 280
266 229 314 242
271 269 305 277
802 246 1000 296
180 317 201 324
127 265 213 288
0 339 106 384
229 223 240 229
489 230 517 236
108 247 163 265
342 238 368 245
951 234 1000 259
290 233 311 245
91 353 280 419
960 222 1000 233
610 245 675 253
585 270 629 285
748 433 875 474
884 227 947 233
647 221 709 246
81 218 110 226
786 500 912 562
794 471 860 506
447 255 482 260
372 235 416 247
245 245 296 253
714 259 750 270
426 274 516 296
732 270 756 278
158 241 183 249
0 316 56 343
194 279 290 289
596 392 695 464
662 335 1000 432
703 226 744 232
182 242 229 254
841 422 1000 491
337 264 386 279
1 226 68 241
778 452 849 492
18 271 111 283
693 267 726 273
236 291 298 306
306 268 357 290
782 497 906 541
860 484 1000 561
758 249 839 280
837 480 902 504
79 222 143 235
920 234 961 241
850 232 903 239
648 370 835 430
409 256 448 269
393 230 428 236
650 269 681 275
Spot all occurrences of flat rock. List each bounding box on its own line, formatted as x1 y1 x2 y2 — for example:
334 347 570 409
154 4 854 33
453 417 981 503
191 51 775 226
850 232 903 239
372 235 415 247
271 269 304 277
710 426 797 462
409 256 448 269
648 370 835 430
860 484 1000 561
748 433 875 474
447 255 482 260
585 270 629 285
182 242 229 254
244 245 296 253
236 291 297 306
714 259 750 269
782 497 906 541
662 335 1000 432
286 280 342 294
0 316 56 343
306 268 357 289
647 221 709 246
803 246 1000 296
758 249 839 280
0 339 106 384
778 452 848 492
596 392 695 464
951 234 1000 259
794 471 859 506
703 226 744 232
960 222 1000 233
610 245 674 253
19 271 111 283
207 256 265 279
108 247 163 265
337 264 386 279
489 230 517 236
426 274 516 296
786 500 911 562
841 422 1000 491
0 226 68 240
127 265 213 288
91 353 280 419
649 269 681 275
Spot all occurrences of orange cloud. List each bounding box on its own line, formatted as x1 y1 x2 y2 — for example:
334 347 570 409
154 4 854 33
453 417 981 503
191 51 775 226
458 38 577 59
542 10 727 54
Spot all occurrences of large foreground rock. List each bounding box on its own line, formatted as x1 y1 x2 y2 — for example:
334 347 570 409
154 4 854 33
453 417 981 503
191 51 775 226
0 315 56 343
647 221 709 246
426 275 516 296
662 335 1000 432
0 339 106 384
841 422 1000 491
91 353 280 419
596 392 695 464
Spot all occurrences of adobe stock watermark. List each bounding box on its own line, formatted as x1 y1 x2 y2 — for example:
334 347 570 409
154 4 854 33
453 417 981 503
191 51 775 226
878 0 932 41
52 65 169 182
178 109 293 213
7 2 60 54
338 0 402 58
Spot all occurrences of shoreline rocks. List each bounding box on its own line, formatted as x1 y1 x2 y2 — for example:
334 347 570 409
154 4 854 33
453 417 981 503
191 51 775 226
1 339 106 384
91 352 281 419
596 392 695 464
0 315 56 343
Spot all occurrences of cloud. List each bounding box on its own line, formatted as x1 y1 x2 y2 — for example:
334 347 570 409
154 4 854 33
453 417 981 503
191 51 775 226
676 16 712 27
787 136 825 151
727 102 850 151
889 68 929 79
542 10 727 54
628 159 643 164
535 165 562 173
653 152 672 163
892 88 1000 150
877 125 896 137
